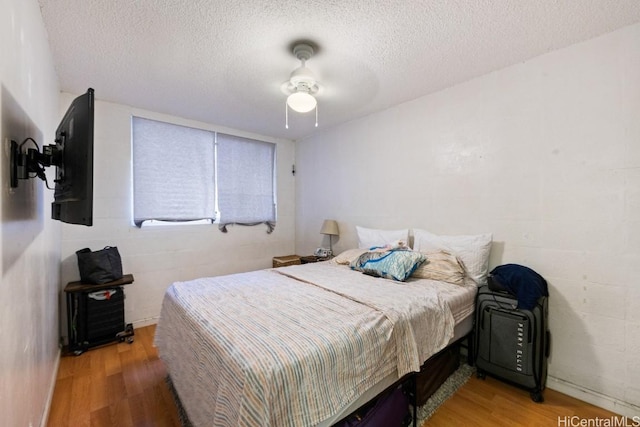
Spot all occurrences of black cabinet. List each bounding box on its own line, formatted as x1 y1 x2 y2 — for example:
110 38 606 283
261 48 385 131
64 274 135 355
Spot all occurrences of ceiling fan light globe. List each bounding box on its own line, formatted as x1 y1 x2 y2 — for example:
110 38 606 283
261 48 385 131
287 92 317 113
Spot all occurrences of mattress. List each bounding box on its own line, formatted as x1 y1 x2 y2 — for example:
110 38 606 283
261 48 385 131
155 262 477 427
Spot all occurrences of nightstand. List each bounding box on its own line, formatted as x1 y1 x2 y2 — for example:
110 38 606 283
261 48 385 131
300 255 329 264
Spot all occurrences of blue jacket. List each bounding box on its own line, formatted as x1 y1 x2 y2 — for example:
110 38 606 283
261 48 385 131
489 264 548 310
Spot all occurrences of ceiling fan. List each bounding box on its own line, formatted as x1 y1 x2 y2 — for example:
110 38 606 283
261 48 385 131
283 42 321 129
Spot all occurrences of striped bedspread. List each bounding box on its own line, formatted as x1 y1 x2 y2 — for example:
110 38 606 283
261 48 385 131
154 262 454 427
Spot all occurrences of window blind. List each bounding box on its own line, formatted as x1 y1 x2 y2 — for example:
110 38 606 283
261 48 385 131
132 117 215 226
217 133 276 231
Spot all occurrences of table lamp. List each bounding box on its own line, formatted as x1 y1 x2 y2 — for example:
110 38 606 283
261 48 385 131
320 219 339 256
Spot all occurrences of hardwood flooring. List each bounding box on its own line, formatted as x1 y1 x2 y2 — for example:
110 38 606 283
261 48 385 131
48 325 180 427
427 373 619 426
48 325 619 426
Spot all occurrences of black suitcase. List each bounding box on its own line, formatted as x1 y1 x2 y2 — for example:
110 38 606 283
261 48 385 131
474 285 550 402
69 287 132 354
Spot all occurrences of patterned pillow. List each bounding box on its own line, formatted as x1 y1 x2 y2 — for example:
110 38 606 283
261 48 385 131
350 249 426 282
412 250 467 286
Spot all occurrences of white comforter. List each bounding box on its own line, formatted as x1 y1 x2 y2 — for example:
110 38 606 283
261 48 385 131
154 262 454 427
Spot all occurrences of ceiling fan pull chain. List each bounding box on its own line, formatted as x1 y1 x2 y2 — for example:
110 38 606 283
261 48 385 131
285 102 289 129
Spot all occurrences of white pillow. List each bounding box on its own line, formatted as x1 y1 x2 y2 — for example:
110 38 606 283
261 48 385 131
413 229 492 286
356 226 409 249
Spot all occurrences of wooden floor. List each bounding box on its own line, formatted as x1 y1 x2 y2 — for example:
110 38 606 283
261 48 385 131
427 373 619 426
48 325 619 426
48 325 181 427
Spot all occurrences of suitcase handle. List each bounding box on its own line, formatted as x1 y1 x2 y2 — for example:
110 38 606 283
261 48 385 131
545 330 551 358
88 289 118 300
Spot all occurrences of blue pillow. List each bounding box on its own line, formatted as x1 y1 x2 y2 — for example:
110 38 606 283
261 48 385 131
351 249 426 282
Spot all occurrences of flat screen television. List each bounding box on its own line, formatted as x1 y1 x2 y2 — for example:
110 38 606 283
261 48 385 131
51 88 94 226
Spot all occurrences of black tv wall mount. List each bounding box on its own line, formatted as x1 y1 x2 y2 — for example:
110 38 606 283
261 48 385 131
10 137 61 189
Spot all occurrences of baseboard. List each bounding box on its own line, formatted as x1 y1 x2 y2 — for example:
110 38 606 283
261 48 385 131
131 317 158 328
40 347 61 427
547 376 640 418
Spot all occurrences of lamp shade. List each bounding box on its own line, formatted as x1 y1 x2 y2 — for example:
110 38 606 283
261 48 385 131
320 219 339 236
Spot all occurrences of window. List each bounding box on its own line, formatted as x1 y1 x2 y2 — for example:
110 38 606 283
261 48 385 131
132 117 276 232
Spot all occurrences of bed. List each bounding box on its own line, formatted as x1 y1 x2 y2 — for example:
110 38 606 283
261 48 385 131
154 241 484 427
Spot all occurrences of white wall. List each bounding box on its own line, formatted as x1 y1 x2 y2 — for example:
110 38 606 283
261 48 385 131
59 98 296 331
296 24 640 416
0 0 62 426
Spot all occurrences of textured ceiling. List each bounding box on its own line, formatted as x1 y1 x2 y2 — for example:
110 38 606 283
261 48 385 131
38 0 640 141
